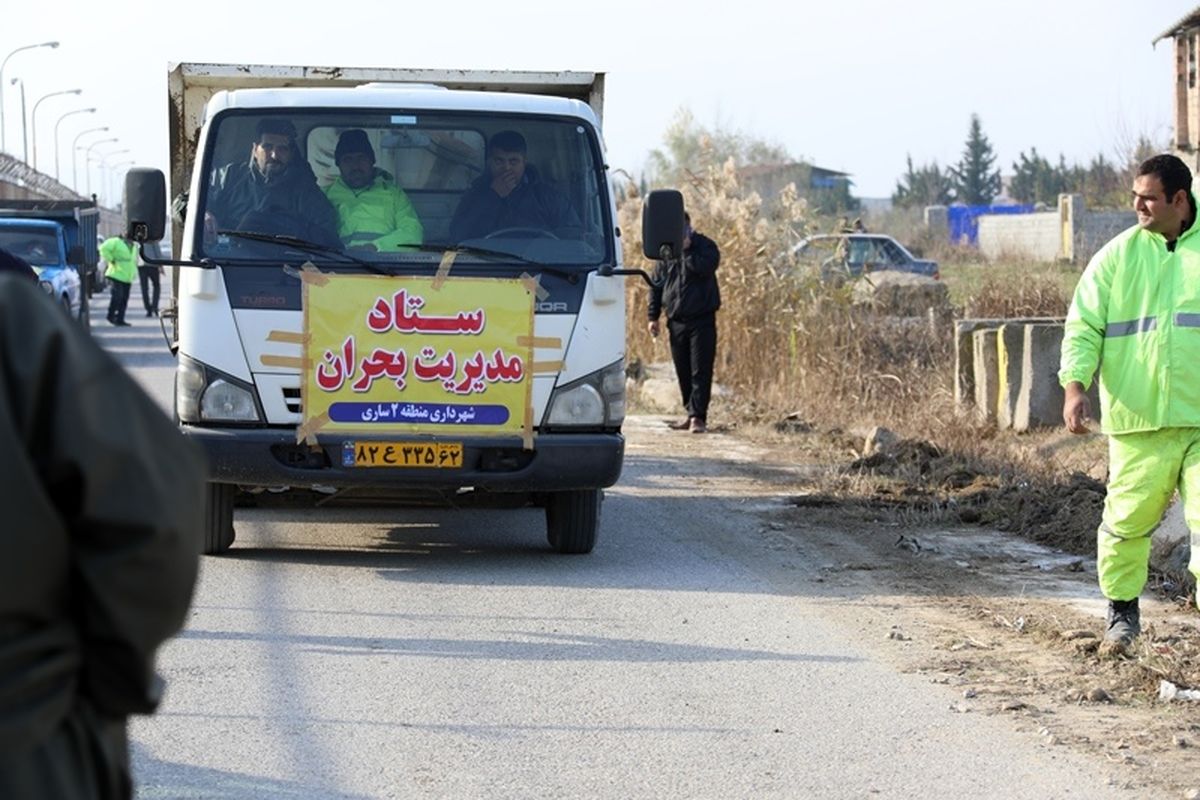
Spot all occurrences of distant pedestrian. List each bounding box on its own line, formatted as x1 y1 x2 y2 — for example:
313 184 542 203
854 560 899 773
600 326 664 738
1060 153 1200 655
99 233 138 326
138 241 163 317
0 272 203 799
647 212 721 434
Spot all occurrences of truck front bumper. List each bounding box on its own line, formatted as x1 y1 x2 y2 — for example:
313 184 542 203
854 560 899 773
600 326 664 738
181 427 624 492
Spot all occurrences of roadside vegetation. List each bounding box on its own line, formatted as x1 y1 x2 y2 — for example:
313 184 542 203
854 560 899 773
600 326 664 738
616 114 1193 605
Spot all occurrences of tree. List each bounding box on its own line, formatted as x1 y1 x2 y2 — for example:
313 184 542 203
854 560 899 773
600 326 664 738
645 107 791 187
950 114 1002 206
892 155 954 208
1010 147 1065 205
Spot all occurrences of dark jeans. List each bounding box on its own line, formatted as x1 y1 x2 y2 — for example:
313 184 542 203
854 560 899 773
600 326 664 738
138 267 160 314
107 279 131 324
667 314 717 423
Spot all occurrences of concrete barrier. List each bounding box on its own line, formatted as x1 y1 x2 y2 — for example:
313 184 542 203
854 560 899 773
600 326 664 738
996 323 1025 429
972 328 1000 425
1013 324 1065 432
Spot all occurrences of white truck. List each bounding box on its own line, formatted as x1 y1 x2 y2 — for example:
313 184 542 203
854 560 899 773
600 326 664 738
125 63 681 556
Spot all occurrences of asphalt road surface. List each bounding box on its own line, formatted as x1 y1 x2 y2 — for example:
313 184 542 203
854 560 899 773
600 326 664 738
88 287 1127 799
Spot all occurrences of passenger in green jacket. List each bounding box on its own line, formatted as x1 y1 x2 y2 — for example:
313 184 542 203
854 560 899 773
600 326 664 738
0 273 203 799
324 129 423 252
1060 153 1200 654
99 234 138 326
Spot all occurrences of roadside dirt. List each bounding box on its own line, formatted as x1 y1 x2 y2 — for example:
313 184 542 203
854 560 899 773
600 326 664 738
632 413 1200 798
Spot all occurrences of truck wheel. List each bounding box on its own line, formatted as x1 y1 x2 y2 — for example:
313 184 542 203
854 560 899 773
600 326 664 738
544 489 601 554
204 483 236 554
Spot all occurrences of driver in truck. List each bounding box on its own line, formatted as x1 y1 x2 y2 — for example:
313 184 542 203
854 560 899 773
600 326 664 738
448 129 579 241
205 118 340 248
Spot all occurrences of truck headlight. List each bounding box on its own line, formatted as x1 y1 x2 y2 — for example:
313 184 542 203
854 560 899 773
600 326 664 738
176 354 262 423
39 280 54 295
545 359 625 428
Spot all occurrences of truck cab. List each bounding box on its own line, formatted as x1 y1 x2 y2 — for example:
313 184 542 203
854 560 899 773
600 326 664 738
0 201 99 325
126 66 674 557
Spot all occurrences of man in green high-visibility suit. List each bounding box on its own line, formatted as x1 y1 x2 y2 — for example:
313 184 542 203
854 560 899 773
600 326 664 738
1061 153 1200 654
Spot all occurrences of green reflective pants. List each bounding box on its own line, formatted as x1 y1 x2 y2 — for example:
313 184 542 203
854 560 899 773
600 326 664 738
1101 428 1200 603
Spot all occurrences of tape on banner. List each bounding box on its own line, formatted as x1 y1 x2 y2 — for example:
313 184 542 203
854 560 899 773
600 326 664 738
521 404 534 450
432 251 456 290
289 262 329 286
267 330 307 344
531 360 563 374
295 411 331 445
519 272 549 301
516 335 562 349
260 355 305 369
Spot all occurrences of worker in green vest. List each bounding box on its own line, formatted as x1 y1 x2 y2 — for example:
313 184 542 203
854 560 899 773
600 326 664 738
99 234 138 327
324 129 423 252
1060 153 1200 655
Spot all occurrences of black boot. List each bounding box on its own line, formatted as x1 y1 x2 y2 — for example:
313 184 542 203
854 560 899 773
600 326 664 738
1104 598 1140 650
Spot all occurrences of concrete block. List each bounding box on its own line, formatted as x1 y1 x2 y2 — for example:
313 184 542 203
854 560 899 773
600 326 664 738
973 328 1000 425
956 317 1065 412
1013 324 1065 432
996 323 1025 429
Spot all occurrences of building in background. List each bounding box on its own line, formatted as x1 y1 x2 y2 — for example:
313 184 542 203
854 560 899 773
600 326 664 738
1156 6 1200 174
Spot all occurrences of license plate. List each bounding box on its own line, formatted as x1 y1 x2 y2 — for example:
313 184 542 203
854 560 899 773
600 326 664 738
343 441 463 468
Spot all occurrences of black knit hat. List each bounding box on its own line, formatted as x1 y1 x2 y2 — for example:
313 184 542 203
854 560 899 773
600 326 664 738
335 129 375 164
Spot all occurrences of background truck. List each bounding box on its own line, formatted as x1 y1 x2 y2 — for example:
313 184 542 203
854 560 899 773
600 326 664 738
126 63 675 557
0 199 101 324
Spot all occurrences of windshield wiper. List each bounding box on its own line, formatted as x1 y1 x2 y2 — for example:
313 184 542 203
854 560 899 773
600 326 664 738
401 243 579 283
216 229 388 275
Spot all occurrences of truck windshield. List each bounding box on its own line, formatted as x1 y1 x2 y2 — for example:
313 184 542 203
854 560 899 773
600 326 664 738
196 110 612 268
0 227 58 267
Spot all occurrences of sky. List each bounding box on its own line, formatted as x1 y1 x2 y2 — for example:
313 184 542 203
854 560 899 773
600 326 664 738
2 0 1196 204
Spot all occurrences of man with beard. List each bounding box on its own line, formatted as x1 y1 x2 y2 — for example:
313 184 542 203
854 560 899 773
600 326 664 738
206 118 339 248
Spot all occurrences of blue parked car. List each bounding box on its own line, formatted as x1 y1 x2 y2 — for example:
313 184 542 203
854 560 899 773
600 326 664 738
791 233 939 283
0 219 84 324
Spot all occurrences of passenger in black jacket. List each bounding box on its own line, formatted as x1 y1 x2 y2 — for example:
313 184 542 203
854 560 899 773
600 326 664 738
647 213 721 433
206 118 340 249
449 130 580 242
0 273 203 799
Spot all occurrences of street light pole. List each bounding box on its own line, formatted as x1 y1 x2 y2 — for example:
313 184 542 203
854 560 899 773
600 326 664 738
107 159 135 208
30 88 81 171
0 40 58 154
53 107 95 182
82 138 118 196
89 147 128 204
9 78 27 163
71 126 108 192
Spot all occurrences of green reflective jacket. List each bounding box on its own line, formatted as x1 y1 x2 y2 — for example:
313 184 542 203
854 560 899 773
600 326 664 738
99 237 137 284
324 170 423 251
1060 213 1200 433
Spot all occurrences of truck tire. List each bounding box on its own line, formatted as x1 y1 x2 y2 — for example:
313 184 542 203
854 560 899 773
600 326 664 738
204 483 236 554
545 488 601 554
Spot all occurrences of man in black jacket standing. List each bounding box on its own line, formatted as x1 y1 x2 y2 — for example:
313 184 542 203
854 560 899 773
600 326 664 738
648 213 721 433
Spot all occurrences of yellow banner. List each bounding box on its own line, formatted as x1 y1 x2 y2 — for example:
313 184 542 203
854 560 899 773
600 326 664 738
301 275 534 436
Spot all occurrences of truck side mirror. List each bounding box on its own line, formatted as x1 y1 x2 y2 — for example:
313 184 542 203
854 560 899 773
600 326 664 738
124 167 167 242
66 245 85 266
642 189 685 261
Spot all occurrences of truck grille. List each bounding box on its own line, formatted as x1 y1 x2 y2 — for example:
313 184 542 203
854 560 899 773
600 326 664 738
283 387 302 414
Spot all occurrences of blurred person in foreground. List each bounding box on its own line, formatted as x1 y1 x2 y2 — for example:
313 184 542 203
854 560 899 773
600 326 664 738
0 272 204 798
1060 153 1200 655
647 212 721 434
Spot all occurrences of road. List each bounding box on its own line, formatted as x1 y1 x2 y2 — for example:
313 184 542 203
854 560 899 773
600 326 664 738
87 288 1128 799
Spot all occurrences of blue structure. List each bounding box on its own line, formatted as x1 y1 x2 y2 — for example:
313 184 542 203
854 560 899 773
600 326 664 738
947 204 1035 246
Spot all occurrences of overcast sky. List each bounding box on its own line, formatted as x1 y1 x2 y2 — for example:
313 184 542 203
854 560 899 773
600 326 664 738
2 0 1194 202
